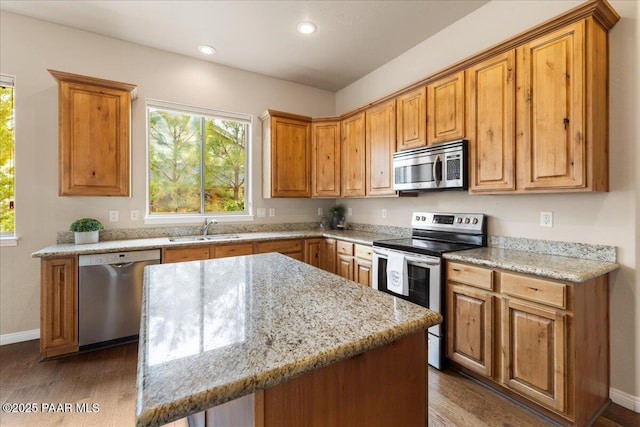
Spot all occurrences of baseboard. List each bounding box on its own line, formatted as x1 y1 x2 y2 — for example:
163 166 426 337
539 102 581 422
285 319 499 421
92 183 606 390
610 387 640 413
0 329 40 345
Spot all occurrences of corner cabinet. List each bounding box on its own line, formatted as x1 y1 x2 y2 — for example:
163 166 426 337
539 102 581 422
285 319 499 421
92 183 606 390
40 256 78 358
49 70 135 197
446 261 610 426
311 119 341 198
260 110 312 198
341 112 367 197
365 100 396 197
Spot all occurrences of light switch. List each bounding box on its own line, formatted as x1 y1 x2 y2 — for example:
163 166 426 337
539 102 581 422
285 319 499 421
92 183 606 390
269 208 276 217
257 208 266 217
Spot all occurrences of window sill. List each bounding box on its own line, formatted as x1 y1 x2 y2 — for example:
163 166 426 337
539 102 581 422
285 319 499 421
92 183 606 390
0 237 19 247
143 214 255 226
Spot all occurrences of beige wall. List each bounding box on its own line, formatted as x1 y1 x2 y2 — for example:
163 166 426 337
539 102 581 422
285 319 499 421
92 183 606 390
0 12 335 337
336 0 639 405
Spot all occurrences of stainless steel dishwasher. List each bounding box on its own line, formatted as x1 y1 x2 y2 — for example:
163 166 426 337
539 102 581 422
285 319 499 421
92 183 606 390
78 249 160 348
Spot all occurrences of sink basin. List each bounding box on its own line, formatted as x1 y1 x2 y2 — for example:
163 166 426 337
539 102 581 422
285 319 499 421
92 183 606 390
169 235 241 242
203 234 241 241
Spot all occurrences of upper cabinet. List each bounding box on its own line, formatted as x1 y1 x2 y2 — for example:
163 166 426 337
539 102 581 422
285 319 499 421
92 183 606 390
260 110 312 198
467 51 516 193
341 112 367 197
396 86 427 151
311 118 341 198
517 21 592 191
366 99 397 197
427 71 465 145
49 70 136 197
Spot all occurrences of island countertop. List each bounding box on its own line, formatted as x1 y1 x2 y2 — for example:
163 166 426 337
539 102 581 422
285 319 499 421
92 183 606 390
136 252 441 427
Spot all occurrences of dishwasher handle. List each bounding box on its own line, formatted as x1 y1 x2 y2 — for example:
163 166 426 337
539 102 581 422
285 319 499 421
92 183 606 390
111 262 135 269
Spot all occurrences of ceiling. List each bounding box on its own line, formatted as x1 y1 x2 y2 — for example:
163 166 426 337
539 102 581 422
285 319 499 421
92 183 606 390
0 1 489 91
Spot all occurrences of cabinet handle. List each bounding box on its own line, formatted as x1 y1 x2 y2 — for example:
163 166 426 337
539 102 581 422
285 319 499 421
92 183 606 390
528 287 539 292
452 268 460 272
563 117 570 129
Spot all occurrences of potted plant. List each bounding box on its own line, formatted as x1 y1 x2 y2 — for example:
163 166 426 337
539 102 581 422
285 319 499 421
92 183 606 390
328 204 345 229
70 218 104 244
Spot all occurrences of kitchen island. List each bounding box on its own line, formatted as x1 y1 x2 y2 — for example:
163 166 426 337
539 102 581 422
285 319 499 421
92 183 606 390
136 252 441 427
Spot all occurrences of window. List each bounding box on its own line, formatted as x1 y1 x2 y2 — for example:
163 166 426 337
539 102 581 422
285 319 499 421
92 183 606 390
146 100 251 221
0 74 15 242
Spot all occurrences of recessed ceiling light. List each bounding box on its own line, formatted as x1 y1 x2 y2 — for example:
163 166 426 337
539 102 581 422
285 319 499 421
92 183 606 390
297 22 317 35
198 45 216 55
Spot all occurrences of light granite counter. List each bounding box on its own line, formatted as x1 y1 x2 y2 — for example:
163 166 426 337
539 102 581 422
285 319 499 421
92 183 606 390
135 253 440 427
31 229 397 258
444 247 619 282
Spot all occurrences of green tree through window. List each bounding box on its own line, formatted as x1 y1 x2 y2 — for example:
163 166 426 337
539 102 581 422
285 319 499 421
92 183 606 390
148 103 248 216
0 76 15 237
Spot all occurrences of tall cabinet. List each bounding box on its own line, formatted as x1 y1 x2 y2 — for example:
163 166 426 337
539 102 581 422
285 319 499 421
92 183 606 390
365 99 396 197
311 119 341 197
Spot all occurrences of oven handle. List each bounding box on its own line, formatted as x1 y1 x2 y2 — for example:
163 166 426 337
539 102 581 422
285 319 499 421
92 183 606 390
373 248 441 266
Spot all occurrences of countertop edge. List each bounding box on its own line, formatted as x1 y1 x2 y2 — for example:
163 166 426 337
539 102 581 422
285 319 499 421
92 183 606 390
136 312 440 427
444 250 620 283
32 230 393 258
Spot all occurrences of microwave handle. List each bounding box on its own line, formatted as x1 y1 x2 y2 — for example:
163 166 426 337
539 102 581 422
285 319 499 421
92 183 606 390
433 155 442 186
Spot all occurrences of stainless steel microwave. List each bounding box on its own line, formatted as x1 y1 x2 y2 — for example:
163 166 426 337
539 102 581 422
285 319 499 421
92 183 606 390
393 139 467 192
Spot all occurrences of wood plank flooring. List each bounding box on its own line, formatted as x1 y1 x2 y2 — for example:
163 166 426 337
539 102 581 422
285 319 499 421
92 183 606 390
1 340 638 426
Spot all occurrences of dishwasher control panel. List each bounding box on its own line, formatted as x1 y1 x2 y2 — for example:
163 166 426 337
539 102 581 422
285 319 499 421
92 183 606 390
79 249 161 266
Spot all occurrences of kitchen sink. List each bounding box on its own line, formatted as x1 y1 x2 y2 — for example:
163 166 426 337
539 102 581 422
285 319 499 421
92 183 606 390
169 235 241 242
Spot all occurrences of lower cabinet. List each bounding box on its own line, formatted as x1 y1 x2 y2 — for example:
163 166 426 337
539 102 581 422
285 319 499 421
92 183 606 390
256 239 304 261
40 256 78 358
304 238 322 268
446 261 609 426
213 243 254 259
335 241 372 286
321 238 336 274
162 245 211 263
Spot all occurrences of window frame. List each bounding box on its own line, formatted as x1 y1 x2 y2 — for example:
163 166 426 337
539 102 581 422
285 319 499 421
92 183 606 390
0 74 17 246
144 98 253 225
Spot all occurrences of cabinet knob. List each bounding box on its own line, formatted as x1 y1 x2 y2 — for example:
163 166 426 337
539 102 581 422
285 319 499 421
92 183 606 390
563 118 570 129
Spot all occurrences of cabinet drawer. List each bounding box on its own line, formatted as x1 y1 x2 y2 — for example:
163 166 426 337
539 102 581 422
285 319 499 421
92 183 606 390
214 243 254 259
501 272 566 309
337 241 354 256
163 246 210 263
447 262 493 290
256 239 303 254
355 244 372 260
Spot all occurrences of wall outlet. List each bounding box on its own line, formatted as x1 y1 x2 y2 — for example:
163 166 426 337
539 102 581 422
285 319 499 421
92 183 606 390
257 208 266 217
269 208 276 217
540 211 553 227
347 207 352 216
381 209 387 219
109 210 119 222
318 207 323 216
130 210 139 221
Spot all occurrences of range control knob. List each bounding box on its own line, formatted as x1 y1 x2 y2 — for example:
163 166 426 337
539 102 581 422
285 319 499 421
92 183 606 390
421 216 426 221
456 217 463 224
415 215 420 221
464 217 471 224
472 218 479 225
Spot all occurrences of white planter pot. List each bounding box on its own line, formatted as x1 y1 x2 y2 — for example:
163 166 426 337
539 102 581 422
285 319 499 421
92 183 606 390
74 230 99 245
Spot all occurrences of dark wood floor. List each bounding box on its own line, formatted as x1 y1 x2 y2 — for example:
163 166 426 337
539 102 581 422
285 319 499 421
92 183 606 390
1 340 638 426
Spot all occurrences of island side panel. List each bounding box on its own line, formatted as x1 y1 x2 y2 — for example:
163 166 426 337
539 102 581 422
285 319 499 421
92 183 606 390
259 330 427 427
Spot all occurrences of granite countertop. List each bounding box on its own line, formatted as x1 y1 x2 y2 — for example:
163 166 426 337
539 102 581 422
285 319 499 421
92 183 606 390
135 253 441 427
31 229 396 258
444 247 620 283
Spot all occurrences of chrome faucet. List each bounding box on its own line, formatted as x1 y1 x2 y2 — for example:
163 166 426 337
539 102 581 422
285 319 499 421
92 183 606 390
202 218 218 236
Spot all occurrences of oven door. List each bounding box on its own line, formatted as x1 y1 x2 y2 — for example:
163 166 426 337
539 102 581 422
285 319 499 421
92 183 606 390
372 247 442 337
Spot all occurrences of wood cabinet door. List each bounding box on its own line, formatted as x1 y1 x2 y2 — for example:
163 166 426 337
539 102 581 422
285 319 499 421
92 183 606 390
517 21 585 190
270 115 311 197
40 257 78 357
502 298 566 412
446 284 493 378
321 238 337 274
213 243 254 259
427 71 465 145
53 75 133 196
354 258 372 287
304 239 322 268
396 86 427 151
365 100 396 196
162 246 211 263
341 112 366 197
337 254 354 281
467 51 516 193
312 121 341 197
